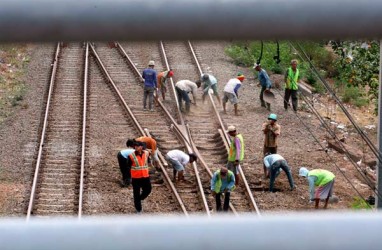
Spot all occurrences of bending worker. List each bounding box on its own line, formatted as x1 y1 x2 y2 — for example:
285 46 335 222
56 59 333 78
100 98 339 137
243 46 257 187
211 167 235 212
263 153 295 192
299 167 336 209
199 73 221 105
165 150 198 182
135 136 159 170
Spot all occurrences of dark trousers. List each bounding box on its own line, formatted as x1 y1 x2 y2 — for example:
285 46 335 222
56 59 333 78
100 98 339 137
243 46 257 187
132 177 152 212
117 152 130 181
269 160 294 192
263 146 277 156
260 86 270 109
176 86 191 112
143 86 155 109
215 191 230 212
284 89 298 111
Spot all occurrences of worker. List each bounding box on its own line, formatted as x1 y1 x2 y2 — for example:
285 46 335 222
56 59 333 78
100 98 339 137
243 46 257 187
211 167 235 212
126 141 152 213
165 150 198 182
174 80 201 113
284 59 300 112
142 60 157 112
199 73 221 105
254 63 272 111
263 153 295 192
262 113 281 155
117 139 136 187
222 73 245 116
226 125 244 185
155 69 174 105
299 167 336 209
135 136 159 170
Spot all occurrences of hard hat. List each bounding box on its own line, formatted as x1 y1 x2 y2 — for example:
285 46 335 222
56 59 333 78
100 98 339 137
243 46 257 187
268 113 277 121
148 60 155 66
167 70 174 77
299 167 309 177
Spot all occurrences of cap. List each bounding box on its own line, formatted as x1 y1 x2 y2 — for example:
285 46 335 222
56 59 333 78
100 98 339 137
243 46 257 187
237 73 245 81
299 167 309 177
268 113 277 121
226 125 236 132
253 63 261 69
148 60 155 66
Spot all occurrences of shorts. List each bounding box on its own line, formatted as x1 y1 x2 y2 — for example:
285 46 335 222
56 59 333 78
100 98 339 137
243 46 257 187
165 155 185 171
315 179 335 200
226 161 240 174
223 92 238 104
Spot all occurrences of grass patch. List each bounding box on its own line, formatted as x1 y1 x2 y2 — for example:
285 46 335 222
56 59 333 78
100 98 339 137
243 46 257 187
0 44 30 124
350 196 372 210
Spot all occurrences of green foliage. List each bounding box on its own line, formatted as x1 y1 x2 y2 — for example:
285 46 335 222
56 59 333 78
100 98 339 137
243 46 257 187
331 41 379 113
225 41 333 80
350 197 372 210
341 85 369 107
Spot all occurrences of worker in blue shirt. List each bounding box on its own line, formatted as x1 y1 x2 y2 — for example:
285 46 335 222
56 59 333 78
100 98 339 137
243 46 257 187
211 167 235 212
117 139 137 187
263 153 295 192
254 63 272 111
142 60 157 112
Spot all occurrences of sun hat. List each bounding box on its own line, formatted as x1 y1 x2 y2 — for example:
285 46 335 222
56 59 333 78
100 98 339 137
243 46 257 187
148 60 155 66
226 125 236 132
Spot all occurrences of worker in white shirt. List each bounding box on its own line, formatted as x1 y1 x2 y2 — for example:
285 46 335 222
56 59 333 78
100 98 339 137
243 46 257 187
175 80 201 113
165 150 198 182
222 73 245 116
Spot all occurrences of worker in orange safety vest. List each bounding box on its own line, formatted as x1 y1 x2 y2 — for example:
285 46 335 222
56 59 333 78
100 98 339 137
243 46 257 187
126 141 152 213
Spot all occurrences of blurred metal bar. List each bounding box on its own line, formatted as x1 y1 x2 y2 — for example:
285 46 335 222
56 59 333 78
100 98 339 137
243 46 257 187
378 40 382 208
1 0 382 42
2 213 382 250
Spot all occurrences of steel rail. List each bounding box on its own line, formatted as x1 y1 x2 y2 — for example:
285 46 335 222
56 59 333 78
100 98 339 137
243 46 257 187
26 43 61 221
144 129 189 216
78 42 89 218
186 124 238 216
90 43 190 215
89 43 145 136
187 41 261 215
159 41 184 125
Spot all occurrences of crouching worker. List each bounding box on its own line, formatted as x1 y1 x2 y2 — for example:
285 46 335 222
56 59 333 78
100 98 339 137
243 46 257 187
165 150 197 182
263 153 295 192
135 136 159 171
211 167 235 212
126 141 152 213
117 139 136 187
299 167 335 209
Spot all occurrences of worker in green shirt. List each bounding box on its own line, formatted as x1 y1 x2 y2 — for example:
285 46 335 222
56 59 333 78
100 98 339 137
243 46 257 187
299 167 336 209
284 59 300 112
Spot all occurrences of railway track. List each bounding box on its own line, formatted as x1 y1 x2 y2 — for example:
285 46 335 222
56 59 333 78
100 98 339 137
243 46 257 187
27 41 261 217
92 42 209 214
162 41 261 214
27 43 85 218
